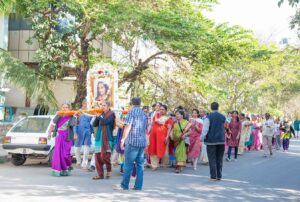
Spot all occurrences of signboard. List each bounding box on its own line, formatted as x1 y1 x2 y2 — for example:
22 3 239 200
87 63 118 109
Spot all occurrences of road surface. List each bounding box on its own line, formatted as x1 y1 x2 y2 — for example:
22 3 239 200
0 140 299 202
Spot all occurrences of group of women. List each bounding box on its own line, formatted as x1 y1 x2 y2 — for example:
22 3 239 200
48 100 115 178
225 112 263 161
224 111 295 161
143 103 207 173
47 100 295 177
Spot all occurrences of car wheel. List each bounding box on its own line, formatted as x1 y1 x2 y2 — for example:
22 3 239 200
48 148 54 166
11 154 27 166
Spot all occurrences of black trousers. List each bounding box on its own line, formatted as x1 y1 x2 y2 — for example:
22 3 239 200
207 144 225 179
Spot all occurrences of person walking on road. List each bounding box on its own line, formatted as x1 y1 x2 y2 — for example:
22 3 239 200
114 97 148 190
238 113 252 155
92 101 115 180
201 102 226 181
172 110 189 173
293 117 300 138
48 103 76 177
74 99 93 169
261 113 275 157
187 109 203 170
199 110 209 164
148 104 172 170
226 111 241 161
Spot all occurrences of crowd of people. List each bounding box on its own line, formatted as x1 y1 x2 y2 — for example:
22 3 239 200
47 98 299 189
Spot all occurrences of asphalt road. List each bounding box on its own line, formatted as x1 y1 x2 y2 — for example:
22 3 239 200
0 140 300 202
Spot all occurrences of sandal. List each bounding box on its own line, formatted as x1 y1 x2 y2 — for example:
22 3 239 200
60 171 69 176
106 172 112 179
92 176 104 180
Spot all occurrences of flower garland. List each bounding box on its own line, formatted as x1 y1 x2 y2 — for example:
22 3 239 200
57 108 104 116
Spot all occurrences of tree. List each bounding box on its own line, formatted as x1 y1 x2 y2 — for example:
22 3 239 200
278 0 300 32
1 0 260 107
0 48 57 106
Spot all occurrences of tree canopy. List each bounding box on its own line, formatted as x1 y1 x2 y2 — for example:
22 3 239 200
0 0 299 115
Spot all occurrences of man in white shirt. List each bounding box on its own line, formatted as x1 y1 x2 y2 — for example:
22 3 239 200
262 113 275 157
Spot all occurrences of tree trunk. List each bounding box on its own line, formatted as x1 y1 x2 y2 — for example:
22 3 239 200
73 68 87 109
25 91 31 107
73 39 89 108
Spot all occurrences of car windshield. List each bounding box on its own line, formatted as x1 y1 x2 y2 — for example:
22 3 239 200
11 117 51 133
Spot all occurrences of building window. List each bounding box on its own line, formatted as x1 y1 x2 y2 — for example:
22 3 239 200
8 13 32 31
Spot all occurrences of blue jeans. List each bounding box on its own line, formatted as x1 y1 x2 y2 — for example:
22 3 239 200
227 146 238 159
121 144 145 190
275 135 281 150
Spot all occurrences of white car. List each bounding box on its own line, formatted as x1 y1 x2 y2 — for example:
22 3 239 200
2 115 95 166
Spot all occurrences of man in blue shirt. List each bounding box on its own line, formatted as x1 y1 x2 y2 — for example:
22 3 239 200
114 97 148 190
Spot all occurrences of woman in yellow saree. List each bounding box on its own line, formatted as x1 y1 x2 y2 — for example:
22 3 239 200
172 110 189 173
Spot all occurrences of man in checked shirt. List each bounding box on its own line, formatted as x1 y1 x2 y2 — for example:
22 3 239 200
114 97 148 191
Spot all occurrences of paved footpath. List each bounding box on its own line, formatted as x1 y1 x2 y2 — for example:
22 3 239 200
0 140 300 202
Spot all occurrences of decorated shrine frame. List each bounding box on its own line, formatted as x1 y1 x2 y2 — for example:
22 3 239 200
87 63 118 109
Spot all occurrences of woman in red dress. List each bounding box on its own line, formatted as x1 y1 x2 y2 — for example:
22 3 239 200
148 104 172 170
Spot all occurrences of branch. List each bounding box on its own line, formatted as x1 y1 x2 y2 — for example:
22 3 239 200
119 51 181 86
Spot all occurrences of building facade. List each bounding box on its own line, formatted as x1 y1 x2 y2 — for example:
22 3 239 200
0 14 113 120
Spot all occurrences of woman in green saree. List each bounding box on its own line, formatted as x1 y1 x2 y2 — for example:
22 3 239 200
172 110 190 173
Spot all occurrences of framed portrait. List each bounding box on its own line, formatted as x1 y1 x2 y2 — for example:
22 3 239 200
94 78 113 104
87 63 118 109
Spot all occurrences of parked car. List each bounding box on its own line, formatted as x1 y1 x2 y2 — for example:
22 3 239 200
2 115 95 166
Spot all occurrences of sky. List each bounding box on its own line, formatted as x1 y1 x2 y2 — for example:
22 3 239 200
205 0 299 44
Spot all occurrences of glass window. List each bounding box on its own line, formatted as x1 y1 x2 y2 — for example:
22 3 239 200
8 13 32 31
11 117 51 133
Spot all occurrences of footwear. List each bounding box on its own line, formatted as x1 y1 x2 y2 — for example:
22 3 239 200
130 187 142 191
225 157 230 162
68 166 74 171
88 166 95 172
263 154 267 157
217 178 222 181
51 170 60 177
270 152 273 156
209 178 217 182
60 171 69 176
106 172 112 179
151 167 157 171
113 184 127 191
92 176 104 180
175 169 180 174
234 158 237 162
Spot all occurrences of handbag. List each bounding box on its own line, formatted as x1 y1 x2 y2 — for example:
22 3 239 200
178 121 190 145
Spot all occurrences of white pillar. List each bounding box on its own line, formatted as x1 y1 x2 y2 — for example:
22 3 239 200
0 15 8 50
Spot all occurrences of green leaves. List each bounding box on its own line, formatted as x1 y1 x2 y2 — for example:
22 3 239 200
0 49 57 107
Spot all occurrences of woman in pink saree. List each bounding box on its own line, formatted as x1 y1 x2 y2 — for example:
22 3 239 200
48 103 76 177
187 109 203 170
251 115 262 150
